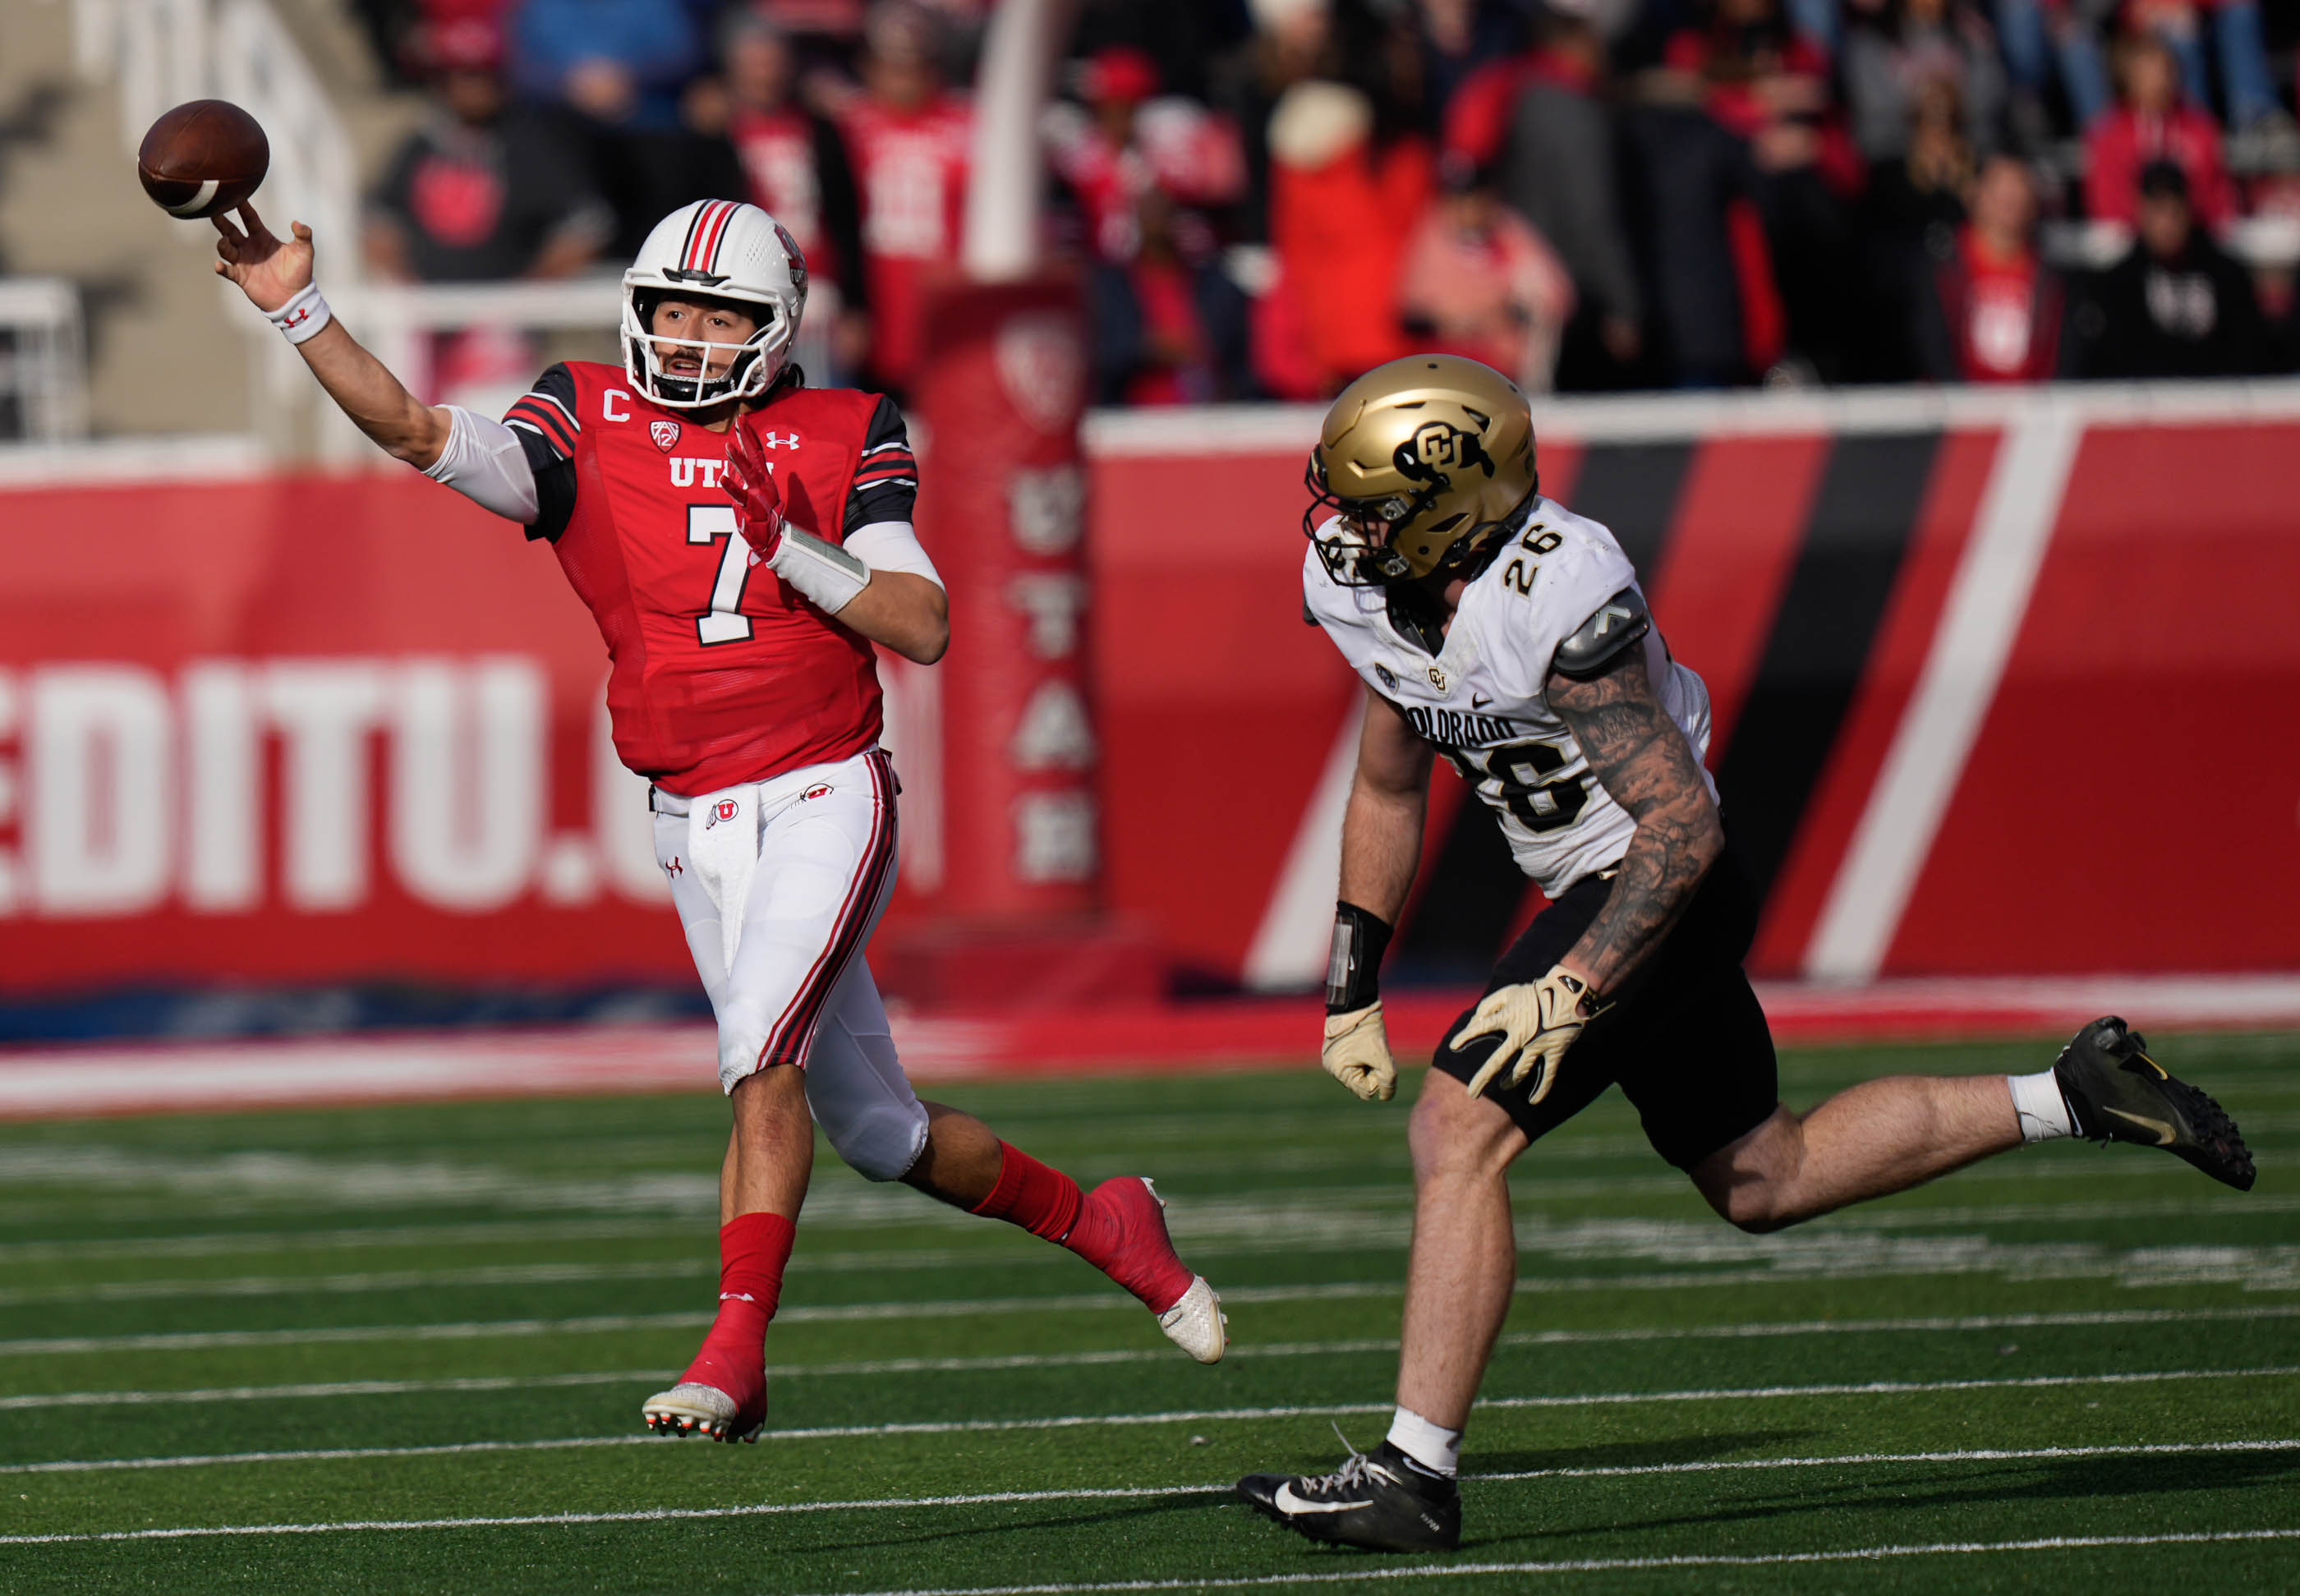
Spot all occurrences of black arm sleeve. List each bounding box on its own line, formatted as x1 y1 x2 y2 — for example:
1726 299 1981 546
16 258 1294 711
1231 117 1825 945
525 458 578 543
504 364 582 542
844 395 918 532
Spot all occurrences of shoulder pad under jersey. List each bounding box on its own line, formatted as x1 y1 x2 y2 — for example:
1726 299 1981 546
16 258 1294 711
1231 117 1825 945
1552 586 1652 680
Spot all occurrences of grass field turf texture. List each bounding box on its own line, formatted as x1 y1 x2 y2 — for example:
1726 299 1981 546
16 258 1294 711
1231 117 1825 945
0 1034 2293 1594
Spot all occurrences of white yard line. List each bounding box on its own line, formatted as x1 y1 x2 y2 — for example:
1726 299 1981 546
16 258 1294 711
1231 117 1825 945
5 1367 2293 1476
1 1184 2283 1277
802 1529 2300 1596
14 1238 2300 1359
9 1305 2294 1413
2 1445 2294 1545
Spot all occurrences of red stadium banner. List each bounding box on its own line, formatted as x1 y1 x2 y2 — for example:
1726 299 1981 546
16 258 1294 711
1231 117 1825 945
1 386 2295 1000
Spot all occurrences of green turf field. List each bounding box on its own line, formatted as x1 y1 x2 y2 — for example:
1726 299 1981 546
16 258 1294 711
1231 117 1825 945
0 1033 2293 1594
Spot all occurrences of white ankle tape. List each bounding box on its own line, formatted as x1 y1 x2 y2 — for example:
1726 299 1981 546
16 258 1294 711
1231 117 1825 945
267 283 333 344
2008 1069 2076 1143
1386 1407 1463 1478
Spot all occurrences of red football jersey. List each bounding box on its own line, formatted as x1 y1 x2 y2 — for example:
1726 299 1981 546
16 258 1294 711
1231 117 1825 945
504 361 921 797
840 94 972 383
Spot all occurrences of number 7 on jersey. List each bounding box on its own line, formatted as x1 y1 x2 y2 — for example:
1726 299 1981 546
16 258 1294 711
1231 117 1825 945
688 504 754 645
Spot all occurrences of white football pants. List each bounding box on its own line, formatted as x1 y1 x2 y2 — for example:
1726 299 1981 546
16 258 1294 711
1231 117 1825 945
653 747 930 1183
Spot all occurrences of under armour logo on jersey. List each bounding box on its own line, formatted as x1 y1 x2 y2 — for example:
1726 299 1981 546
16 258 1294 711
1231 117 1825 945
664 856 683 876
754 430 801 448
651 420 682 452
706 799 739 830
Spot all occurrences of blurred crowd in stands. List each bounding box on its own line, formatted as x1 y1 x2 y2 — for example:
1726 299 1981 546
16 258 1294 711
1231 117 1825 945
348 0 2300 402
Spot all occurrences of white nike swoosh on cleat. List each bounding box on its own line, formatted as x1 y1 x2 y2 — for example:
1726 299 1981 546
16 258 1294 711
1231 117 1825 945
2104 1106 2178 1146
1273 1483 1368 1515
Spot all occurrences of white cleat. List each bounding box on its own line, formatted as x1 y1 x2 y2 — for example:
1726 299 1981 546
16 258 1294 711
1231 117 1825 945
1157 1276 1228 1364
642 1381 763 1443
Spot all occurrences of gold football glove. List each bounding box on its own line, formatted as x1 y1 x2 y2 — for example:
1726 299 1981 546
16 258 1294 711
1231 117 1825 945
1322 1001 1397 1102
1453 966 1604 1104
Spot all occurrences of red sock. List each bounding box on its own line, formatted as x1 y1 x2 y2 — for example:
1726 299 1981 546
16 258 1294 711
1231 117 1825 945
679 1212 795 1399
969 1142 1083 1243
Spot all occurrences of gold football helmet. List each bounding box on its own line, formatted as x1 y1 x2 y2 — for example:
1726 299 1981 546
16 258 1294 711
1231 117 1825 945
1304 354 1539 587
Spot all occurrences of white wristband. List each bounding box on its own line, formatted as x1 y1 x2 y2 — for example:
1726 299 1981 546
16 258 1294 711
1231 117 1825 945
768 526 872 614
267 283 333 345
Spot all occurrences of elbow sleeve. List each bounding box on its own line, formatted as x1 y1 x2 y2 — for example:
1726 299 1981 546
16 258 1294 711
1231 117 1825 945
844 520 943 589
422 405 540 523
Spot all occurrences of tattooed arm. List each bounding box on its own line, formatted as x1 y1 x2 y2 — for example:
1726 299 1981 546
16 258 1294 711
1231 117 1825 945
1547 646 1723 997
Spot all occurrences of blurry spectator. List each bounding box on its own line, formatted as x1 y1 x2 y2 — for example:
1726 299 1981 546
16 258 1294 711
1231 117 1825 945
1859 76 1976 376
366 18 613 283
1088 186 1258 404
1456 11 1644 384
708 7 872 382
1916 154 2066 379
1208 0 1341 245
1992 0 2113 136
1046 48 1247 268
1049 47 1254 404
1841 0 2008 163
1686 0 1865 380
840 2 973 393
508 0 708 254
2071 159 2266 373
2127 0 2286 136
1398 155 1578 390
1624 57 1769 385
2085 32 2236 228
1413 0 1528 112
1256 80 1431 397
509 0 702 131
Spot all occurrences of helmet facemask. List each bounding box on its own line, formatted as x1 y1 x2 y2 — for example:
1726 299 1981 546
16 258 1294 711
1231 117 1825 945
1303 454 1532 590
622 287 792 409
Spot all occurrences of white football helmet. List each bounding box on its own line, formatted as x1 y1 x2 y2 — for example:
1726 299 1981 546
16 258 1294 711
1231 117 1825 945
622 199 809 408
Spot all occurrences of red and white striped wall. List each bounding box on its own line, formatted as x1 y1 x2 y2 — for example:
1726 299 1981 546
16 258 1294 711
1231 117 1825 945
1083 384 2300 989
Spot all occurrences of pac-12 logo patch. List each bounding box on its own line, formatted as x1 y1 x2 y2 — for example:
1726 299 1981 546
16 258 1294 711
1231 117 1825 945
706 798 739 828
802 784 833 801
1373 664 1396 690
651 419 682 452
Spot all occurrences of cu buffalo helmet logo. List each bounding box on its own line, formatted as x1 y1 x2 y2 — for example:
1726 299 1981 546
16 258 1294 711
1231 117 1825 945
651 420 681 452
1393 421 1494 485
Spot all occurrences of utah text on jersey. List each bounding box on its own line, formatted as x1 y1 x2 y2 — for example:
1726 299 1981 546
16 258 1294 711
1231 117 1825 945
1304 496 1719 897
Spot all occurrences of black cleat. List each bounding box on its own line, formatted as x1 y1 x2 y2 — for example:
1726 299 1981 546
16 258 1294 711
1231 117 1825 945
1238 1439 1460 1552
2053 1016 2256 1192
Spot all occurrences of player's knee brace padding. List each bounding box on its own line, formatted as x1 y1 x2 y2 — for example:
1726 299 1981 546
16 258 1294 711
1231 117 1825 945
823 1097 929 1183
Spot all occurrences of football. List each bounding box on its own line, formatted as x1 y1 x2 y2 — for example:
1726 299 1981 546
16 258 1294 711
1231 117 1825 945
136 99 269 219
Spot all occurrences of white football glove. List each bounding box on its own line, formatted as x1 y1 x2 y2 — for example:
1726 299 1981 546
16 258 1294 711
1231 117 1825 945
1322 1001 1397 1102
1453 966 1604 1104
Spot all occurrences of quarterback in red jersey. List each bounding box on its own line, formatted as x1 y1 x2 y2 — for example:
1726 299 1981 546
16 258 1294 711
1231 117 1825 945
208 195 1226 1444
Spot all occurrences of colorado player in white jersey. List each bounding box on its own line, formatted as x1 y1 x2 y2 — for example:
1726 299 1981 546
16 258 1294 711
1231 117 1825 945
1235 355 2256 1553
